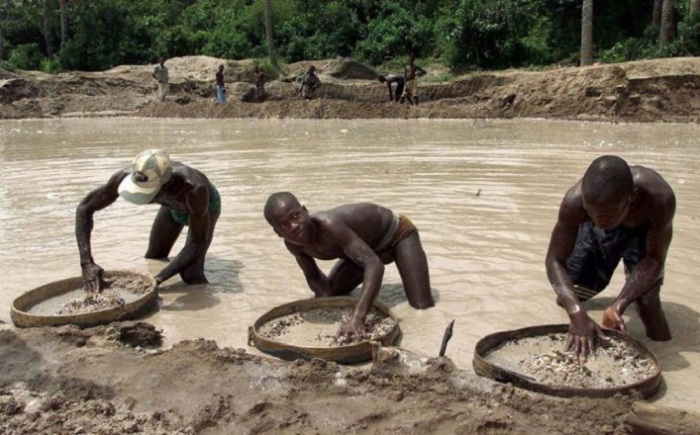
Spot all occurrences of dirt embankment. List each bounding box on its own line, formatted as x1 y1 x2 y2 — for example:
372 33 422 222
2 321 689 434
1 56 699 122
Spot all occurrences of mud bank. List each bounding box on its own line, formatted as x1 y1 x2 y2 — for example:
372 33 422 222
2 322 700 434
1 56 699 122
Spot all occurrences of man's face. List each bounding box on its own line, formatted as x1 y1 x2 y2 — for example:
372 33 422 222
267 200 312 244
583 193 633 230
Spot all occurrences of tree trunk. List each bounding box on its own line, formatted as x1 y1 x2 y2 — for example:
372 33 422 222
263 0 277 66
580 0 594 66
43 0 53 56
0 1 6 61
652 0 662 29
660 0 675 44
691 0 700 16
59 0 68 47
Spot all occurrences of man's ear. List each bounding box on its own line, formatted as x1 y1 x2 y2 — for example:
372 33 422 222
302 205 308 213
273 227 283 237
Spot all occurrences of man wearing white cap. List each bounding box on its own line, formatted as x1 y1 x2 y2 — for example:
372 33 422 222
76 149 221 292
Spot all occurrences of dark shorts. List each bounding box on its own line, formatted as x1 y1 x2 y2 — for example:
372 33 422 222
170 184 221 226
566 222 661 300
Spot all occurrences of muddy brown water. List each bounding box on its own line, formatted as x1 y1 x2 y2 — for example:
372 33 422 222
1 118 698 411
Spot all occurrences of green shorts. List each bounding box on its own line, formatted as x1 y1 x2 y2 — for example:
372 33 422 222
170 184 221 226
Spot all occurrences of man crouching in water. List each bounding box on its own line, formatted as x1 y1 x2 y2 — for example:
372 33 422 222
264 192 435 342
76 149 221 292
545 155 673 361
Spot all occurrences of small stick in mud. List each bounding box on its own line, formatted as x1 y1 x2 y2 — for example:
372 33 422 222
439 319 455 357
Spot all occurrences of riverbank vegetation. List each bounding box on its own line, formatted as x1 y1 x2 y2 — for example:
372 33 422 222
1 0 699 74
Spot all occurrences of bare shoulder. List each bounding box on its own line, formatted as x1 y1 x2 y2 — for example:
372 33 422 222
632 165 675 198
558 180 588 224
632 165 676 220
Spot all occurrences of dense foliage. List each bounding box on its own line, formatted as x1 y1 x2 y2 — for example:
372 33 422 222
0 0 698 72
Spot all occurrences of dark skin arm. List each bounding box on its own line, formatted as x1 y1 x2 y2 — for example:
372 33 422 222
285 242 332 296
545 187 607 361
320 219 385 341
153 180 211 284
76 169 129 292
602 192 675 331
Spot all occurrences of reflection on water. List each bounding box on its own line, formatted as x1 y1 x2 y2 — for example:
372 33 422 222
1 118 699 411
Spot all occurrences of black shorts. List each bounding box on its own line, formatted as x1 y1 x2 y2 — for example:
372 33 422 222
565 222 661 300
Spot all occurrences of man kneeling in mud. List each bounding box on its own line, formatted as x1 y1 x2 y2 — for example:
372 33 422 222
546 155 674 361
76 149 220 292
264 192 435 342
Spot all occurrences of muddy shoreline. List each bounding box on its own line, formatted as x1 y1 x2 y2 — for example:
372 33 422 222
1 56 699 123
0 322 678 434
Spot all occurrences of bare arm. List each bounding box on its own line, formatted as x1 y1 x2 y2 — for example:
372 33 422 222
154 182 211 283
285 242 331 296
613 195 675 315
75 170 128 291
328 223 385 327
545 187 606 359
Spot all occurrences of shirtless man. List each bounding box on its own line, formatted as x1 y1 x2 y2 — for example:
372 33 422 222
76 149 221 292
400 53 426 105
378 74 405 102
545 155 674 360
264 192 435 341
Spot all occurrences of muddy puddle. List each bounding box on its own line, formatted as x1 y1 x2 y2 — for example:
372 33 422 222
0 118 699 412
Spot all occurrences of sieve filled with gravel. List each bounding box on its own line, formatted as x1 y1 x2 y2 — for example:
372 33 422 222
473 324 662 398
257 307 397 347
249 296 401 364
11 271 158 328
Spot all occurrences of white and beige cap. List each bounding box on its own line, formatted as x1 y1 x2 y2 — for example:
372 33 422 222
118 149 173 205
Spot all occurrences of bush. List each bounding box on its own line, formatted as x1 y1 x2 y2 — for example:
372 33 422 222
7 43 43 70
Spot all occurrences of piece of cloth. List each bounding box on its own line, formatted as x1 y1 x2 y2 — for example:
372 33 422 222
374 212 417 256
401 79 418 98
158 82 169 101
565 221 662 301
119 149 173 205
216 85 226 104
153 64 168 83
169 183 221 226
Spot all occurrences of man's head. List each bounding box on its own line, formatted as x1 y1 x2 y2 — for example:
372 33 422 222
308 65 316 73
378 75 386 83
218 64 224 72
581 155 636 229
264 192 312 244
254 66 260 73
159 58 166 66
118 149 173 205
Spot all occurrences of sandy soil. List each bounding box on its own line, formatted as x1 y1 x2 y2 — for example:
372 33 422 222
1 55 699 122
0 321 653 434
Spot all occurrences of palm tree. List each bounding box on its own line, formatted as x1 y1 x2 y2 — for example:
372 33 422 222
43 0 53 56
263 0 277 66
660 0 675 44
652 0 662 29
59 0 68 47
580 0 594 66
691 0 700 16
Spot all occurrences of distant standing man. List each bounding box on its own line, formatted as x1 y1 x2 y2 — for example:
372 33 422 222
152 58 169 102
400 53 426 105
264 192 435 342
300 65 321 100
545 155 674 360
76 149 221 292
253 66 270 102
378 74 405 103
215 64 226 104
